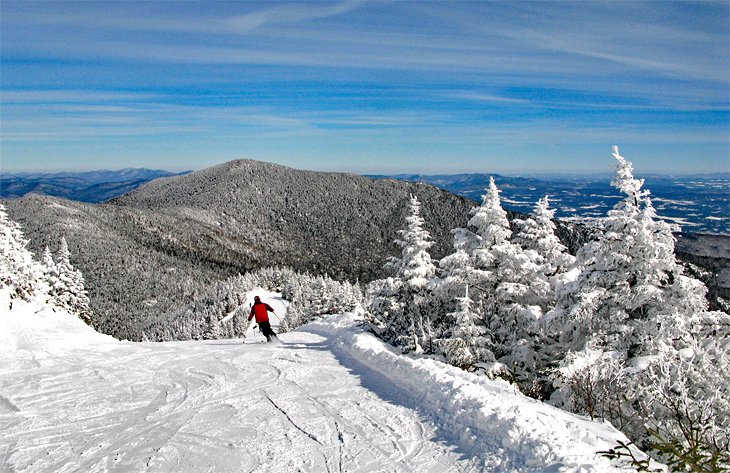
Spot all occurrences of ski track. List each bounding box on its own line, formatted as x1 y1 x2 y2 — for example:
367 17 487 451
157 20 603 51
0 303 480 472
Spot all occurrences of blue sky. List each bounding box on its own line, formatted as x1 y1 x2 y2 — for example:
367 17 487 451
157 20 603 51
1 1 728 175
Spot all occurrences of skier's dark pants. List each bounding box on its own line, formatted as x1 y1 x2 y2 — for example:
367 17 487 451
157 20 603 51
259 321 277 342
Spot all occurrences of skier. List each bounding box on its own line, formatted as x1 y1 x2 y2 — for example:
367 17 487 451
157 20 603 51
249 295 278 342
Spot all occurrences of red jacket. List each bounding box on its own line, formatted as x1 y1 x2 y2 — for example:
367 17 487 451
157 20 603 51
249 302 274 323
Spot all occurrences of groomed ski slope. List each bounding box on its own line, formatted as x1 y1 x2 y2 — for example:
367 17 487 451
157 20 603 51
1 291 647 472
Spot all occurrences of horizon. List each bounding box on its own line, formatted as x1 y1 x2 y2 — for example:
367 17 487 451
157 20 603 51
1 1 728 175
4 160 730 180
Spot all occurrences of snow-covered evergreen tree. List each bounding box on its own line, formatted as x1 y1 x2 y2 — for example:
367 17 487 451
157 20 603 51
389 195 438 291
41 245 61 294
434 178 549 381
546 146 729 466
437 177 508 328
444 285 496 370
52 237 92 325
469 177 512 247
548 147 707 358
514 196 575 277
370 195 437 353
0 204 48 303
467 179 548 371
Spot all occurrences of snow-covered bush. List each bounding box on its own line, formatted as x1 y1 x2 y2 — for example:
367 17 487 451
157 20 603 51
628 338 729 471
555 349 637 433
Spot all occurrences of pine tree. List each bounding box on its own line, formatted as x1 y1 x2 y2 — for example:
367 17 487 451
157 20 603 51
53 237 92 324
510 196 576 380
435 178 548 380
466 178 547 364
371 195 437 352
437 177 509 324
469 177 511 247
514 196 575 277
549 147 706 357
0 204 47 303
444 285 496 369
41 246 61 294
546 146 728 463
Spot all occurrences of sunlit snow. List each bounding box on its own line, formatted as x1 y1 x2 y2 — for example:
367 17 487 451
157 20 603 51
1 291 648 472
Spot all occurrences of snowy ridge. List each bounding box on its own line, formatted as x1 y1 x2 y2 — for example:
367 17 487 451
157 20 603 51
307 314 641 472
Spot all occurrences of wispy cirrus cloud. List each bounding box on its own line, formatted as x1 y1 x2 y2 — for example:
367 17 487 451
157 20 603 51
0 1 727 173
2 1 367 35
0 90 161 103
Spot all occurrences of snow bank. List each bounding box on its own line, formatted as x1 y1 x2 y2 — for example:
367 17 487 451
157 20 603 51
0 290 116 359
307 313 645 472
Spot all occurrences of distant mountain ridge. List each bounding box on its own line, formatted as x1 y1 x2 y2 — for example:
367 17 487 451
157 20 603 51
4 167 726 233
0 168 191 203
372 173 730 235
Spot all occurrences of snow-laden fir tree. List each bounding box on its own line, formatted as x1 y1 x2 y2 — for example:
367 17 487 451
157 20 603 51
370 195 437 353
432 178 552 383
0 204 48 303
454 178 548 375
437 177 509 321
41 246 60 293
469 177 512 247
52 237 92 325
438 245 473 310
548 147 709 358
547 146 730 467
508 195 578 390
443 285 497 370
514 196 575 278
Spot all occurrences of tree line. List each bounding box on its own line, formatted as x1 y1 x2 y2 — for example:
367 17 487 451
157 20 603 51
367 147 729 471
1 204 91 323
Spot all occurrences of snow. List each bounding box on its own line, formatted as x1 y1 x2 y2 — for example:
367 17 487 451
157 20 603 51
306 314 639 472
0 291 115 358
1 291 642 472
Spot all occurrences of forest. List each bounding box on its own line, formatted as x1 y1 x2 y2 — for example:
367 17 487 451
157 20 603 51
366 147 729 471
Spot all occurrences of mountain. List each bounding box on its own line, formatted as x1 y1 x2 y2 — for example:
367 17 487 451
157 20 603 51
109 159 489 280
0 168 191 203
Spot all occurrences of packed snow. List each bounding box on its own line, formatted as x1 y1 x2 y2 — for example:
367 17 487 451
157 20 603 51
1 290 647 472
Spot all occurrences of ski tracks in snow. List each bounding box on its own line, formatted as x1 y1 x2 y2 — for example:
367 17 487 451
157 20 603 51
0 330 479 472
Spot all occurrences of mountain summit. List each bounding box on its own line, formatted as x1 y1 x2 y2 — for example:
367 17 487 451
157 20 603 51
111 159 477 280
